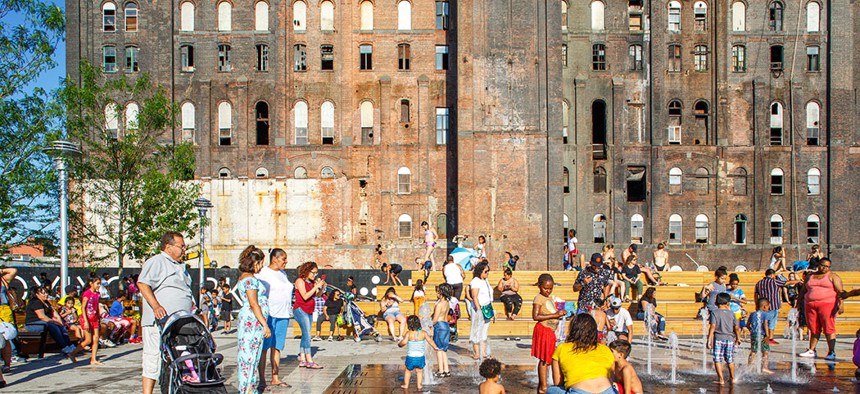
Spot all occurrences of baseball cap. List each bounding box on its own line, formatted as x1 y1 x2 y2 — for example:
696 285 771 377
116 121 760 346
65 285 79 294
630 244 638 253
610 297 622 309
589 253 603 266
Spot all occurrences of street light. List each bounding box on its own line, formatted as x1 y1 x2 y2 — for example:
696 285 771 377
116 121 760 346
193 197 213 307
42 140 82 298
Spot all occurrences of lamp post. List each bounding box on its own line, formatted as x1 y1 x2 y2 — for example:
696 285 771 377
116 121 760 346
42 140 82 298
193 198 213 307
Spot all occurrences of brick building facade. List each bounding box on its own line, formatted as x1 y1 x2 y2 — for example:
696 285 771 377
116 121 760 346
66 0 859 270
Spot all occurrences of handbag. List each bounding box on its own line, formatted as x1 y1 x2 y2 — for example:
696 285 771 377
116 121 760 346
481 303 495 319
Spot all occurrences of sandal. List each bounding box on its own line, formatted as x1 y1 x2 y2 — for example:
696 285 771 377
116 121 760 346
1 366 10 374
306 362 324 369
272 382 291 388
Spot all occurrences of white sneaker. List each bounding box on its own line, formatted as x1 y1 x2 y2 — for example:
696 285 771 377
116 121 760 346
327 336 333 342
799 349 816 358
312 336 322 341
354 336 361 342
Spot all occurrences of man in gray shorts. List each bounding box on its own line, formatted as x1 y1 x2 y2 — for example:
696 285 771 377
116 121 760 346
138 231 194 394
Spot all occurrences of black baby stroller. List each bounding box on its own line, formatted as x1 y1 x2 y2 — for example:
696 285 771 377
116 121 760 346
158 311 227 394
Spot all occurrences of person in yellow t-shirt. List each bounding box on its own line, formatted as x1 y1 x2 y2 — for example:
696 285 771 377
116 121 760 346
547 314 616 394
58 285 83 316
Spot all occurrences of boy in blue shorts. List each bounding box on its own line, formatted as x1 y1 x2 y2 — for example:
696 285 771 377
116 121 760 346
399 315 439 390
747 298 773 373
707 292 740 385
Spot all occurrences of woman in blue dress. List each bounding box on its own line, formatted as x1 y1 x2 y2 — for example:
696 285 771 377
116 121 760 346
235 246 270 393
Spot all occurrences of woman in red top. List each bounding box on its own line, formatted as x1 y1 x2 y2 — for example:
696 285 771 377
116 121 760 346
799 257 844 360
80 277 103 365
294 262 326 369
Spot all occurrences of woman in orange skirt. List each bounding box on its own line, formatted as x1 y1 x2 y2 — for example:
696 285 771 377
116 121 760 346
532 274 566 393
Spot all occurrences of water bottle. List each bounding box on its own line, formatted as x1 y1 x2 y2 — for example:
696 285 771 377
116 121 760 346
180 350 200 383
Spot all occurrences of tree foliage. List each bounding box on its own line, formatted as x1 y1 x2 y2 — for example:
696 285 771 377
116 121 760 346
63 61 200 269
0 0 65 251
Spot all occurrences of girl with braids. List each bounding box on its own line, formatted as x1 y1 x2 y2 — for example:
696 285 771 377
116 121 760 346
235 246 270 393
547 314 616 394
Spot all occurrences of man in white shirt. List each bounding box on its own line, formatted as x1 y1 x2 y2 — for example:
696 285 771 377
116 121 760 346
255 248 293 389
607 297 634 341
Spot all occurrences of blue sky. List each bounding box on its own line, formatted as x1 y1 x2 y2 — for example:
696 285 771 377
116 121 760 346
43 0 66 92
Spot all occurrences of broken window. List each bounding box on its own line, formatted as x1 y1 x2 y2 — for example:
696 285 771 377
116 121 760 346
734 214 747 244
321 101 335 144
631 214 644 244
592 44 606 71
807 214 820 243
695 214 709 244
806 101 820 145
255 101 269 145
694 1 707 31
627 166 646 202
731 45 745 72
668 44 681 72
594 166 607 193
398 43 411 70
770 102 784 145
668 214 682 244
593 214 607 243
770 214 784 244
694 45 708 72
807 46 820 72
770 168 784 195
629 44 643 70
321 44 334 70
669 167 682 195
769 1 784 31
294 44 307 71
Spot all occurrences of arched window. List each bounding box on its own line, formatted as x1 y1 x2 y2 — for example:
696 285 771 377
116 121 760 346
563 167 570 193
693 1 707 31
561 1 568 30
592 100 607 158
218 167 231 178
180 1 194 31
732 167 747 195
397 167 411 194
668 99 682 144
695 167 709 195
593 166 607 193
631 214 644 243
593 214 607 243
732 45 746 72
125 102 139 132
629 44 643 70
293 1 306 31
807 168 821 195
321 101 335 144
181 102 195 142
294 166 308 179
218 101 232 145
562 100 570 142
255 1 269 31
694 101 709 142
218 1 231 31
732 2 745 31
437 213 448 239
770 168 784 195
770 214 784 244
360 101 374 145
769 1 784 31
256 167 269 178
398 1 412 30
398 214 412 238
103 2 117 32
360 1 373 30
806 101 820 145
770 102 784 145
695 214 709 243
255 101 269 145
294 101 308 145
105 103 119 139
125 3 138 32
398 43 411 70
668 214 682 244
592 43 606 70
668 167 682 194
734 214 747 244
591 1 605 31
563 214 569 238
807 214 820 244
807 2 820 32
321 0 334 30
668 1 681 32
321 166 335 178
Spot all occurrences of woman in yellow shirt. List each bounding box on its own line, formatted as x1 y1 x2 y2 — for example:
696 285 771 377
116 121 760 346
547 314 616 394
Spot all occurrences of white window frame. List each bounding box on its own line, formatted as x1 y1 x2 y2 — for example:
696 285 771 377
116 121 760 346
770 214 784 244
771 168 784 195
668 214 682 245
668 1 681 32
669 167 682 194
807 168 821 195
103 2 117 32
436 107 449 145
218 101 232 145
668 126 681 144
181 102 195 142
807 214 820 244
125 102 139 132
397 167 412 194
398 214 413 238
321 101 335 144
631 214 644 244
125 3 138 32
695 214 709 244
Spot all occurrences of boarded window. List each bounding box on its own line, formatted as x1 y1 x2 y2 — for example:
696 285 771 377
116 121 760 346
295 101 308 145
181 102 194 142
732 167 747 195
400 100 410 123
180 2 194 31
360 1 373 30
218 102 232 145
668 167 682 194
320 1 334 30
255 1 269 31
591 1 604 30
398 214 412 238
398 1 411 30
668 1 681 31
293 1 306 31
218 2 231 31
321 101 335 144
398 167 411 194
695 167 709 195
807 2 820 32
361 101 373 145
398 44 411 70
693 1 707 30
594 166 607 193
125 3 138 32
732 2 745 31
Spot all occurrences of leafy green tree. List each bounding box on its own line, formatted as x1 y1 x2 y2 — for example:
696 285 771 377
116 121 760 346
0 0 65 252
63 61 200 272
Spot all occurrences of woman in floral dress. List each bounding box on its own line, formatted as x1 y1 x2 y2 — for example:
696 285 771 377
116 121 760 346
235 246 271 394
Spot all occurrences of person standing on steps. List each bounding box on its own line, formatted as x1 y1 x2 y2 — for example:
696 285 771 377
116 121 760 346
421 221 439 270
138 232 194 394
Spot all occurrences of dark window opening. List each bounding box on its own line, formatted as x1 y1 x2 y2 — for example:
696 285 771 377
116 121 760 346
592 100 607 159
627 166 646 202
321 45 334 70
770 45 783 72
256 102 269 145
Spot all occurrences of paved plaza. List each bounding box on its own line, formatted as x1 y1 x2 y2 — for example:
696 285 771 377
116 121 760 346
4 328 860 393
